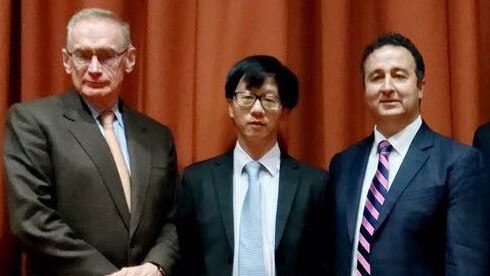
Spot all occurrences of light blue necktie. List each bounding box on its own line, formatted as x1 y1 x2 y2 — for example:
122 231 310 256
238 161 265 276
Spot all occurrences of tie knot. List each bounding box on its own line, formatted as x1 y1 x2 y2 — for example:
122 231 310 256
244 161 261 178
99 110 115 127
378 140 393 156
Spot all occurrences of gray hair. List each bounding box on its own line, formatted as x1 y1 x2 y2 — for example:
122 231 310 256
66 8 133 48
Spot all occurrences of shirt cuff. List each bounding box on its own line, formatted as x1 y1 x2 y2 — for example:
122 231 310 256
150 262 166 276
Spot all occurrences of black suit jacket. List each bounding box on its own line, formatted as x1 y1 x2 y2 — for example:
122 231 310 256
177 150 329 276
329 122 490 275
4 90 179 275
473 122 490 171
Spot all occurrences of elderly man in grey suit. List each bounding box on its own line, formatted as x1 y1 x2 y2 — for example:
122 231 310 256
4 8 178 276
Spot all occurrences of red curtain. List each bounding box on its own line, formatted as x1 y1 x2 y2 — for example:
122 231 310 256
1 0 490 273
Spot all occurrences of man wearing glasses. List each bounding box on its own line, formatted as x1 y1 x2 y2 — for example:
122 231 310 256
177 55 329 276
4 8 178 276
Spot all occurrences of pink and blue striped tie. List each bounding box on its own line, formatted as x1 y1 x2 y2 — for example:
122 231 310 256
356 140 393 276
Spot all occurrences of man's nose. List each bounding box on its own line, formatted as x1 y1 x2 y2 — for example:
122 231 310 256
380 76 394 92
250 98 265 114
87 55 102 73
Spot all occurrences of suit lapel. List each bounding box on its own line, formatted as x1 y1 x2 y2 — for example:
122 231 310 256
61 91 130 229
374 123 433 233
275 154 301 249
123 107 152 236
211 152 235 252
346 138 372 242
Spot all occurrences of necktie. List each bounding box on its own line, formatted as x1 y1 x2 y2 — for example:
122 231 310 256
356 140 393 276
238 161 265 276
99 110 131 211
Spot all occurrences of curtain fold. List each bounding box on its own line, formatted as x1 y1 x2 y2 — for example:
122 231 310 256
2 0 490 274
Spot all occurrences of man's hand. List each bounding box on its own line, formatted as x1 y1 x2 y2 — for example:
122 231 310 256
107 263 164 276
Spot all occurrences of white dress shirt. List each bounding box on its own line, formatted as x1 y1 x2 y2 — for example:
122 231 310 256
232 142 281 276
351 116 422 275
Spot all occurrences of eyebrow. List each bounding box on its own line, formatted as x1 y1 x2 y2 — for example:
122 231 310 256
391 67 409 73
71 46 119 51
367 69 383 78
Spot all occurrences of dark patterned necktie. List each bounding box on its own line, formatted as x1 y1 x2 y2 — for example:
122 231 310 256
356 140 393 275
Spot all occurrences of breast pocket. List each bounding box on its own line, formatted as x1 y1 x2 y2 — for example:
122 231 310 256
392 185 447 233
400 185 446 201
150 165 169 176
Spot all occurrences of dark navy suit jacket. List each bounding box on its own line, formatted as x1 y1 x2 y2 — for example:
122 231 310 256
328 122 490 275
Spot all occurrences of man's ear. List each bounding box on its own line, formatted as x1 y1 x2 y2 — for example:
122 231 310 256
417 79 425 100
124 47 136 73
61 49 71 74
228 101 234 119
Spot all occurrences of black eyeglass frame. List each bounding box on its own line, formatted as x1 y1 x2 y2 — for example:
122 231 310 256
233 91 282 111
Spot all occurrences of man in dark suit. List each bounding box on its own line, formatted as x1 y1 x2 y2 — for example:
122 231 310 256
177 55 329 276
473 124 490 171
4 8 178 276
328 33 490 275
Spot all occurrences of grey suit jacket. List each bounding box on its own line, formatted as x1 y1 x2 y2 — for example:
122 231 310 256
328 122 490 275
4 90 179 276
177 150 329 276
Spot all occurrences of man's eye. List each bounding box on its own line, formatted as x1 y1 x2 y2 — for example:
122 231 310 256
241 95 255 100
97 50 116 60
75 51 93 60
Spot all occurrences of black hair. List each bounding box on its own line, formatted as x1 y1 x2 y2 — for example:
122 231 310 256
225 55 299 110
361 32 425 84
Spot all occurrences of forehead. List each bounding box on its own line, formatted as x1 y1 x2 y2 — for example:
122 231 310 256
67 17 125 49
364 45 416 72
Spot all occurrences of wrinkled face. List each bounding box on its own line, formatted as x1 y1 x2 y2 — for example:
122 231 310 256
228 76 285 146
363 45 423 126
62 17 135 110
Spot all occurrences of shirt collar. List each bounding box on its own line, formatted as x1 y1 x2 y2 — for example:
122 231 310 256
83 99 123 126
373 115 422 155
234 141 281 176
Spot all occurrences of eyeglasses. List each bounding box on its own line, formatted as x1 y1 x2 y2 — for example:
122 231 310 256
66 48 128 68
233 91 282 111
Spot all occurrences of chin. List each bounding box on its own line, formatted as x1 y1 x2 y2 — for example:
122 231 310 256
242 131 265 140
81 87 112 97
378 108 405 116
244 132 263 139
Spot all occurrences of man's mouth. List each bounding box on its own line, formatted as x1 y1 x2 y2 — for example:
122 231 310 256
248 121 266 126
85 81 108 88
